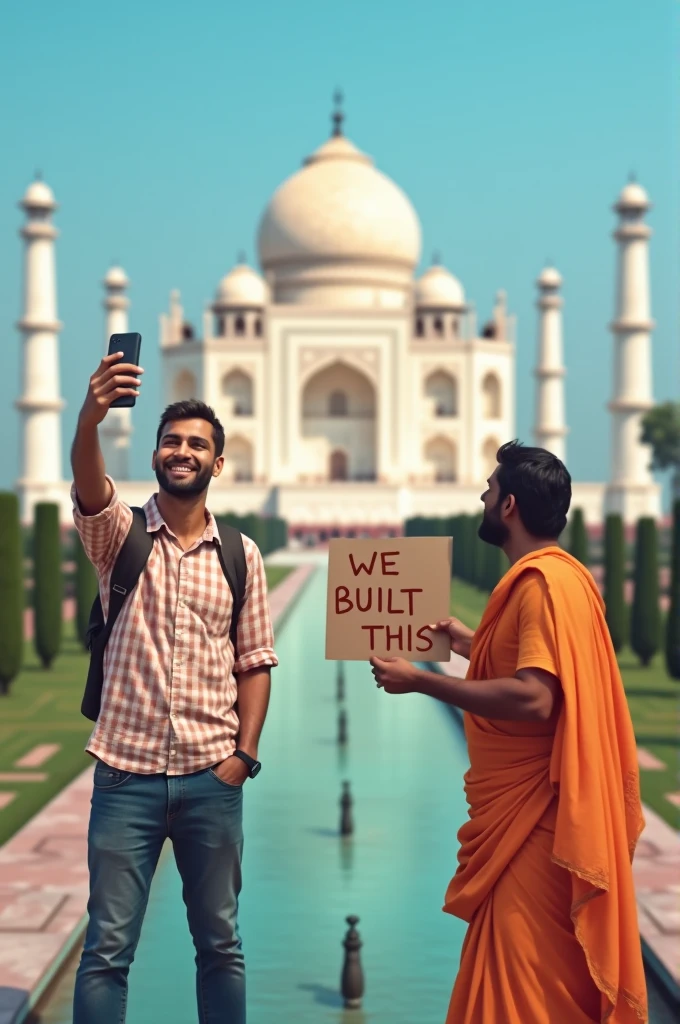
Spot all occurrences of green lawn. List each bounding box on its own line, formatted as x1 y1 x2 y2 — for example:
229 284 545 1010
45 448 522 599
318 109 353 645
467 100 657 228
0 566 294 847
263 564 293 590
450 577 680 830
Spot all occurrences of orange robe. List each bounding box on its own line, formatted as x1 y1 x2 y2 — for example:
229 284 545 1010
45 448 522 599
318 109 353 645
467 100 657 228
444 547 647 1024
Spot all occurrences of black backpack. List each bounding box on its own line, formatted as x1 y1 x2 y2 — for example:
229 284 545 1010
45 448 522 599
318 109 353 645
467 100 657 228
82 506 247 722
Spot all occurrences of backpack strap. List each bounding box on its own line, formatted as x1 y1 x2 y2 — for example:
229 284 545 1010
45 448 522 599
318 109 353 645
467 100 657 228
99 506 154 644
81 506 155 722
215 525 247 659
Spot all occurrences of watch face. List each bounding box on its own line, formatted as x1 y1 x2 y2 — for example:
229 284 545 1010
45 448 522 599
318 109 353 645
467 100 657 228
251 761 261 778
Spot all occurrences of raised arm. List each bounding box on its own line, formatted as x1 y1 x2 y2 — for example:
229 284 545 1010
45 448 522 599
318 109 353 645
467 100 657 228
71 352 143 516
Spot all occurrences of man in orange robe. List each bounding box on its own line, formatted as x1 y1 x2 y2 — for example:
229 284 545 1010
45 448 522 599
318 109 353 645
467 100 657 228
371 441 647 1023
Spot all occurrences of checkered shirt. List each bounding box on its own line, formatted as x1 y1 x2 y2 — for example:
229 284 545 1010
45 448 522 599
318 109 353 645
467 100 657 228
72 477 278 775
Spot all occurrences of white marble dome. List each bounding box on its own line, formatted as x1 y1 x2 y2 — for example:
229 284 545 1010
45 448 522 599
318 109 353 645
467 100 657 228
21 180 56 209
216 262 267 307
415 264 465 308
258 135 421 268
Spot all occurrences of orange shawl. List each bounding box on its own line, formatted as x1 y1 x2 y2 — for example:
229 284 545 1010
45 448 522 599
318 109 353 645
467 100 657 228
444 547 646 1022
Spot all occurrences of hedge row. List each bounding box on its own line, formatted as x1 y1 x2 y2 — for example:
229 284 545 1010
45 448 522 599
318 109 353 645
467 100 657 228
215 513 288 556
403 514 508 593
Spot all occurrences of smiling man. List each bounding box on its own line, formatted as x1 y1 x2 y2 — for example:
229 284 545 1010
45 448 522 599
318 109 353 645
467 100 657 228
70 352 277 1024
371 440 647 1024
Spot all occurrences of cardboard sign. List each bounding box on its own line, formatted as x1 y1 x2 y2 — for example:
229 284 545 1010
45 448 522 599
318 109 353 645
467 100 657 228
325 537 452 662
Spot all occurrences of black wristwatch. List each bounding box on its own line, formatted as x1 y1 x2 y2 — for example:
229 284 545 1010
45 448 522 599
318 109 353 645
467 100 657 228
233 749 261 779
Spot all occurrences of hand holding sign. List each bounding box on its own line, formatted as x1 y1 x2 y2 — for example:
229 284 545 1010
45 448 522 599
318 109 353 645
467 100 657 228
325 537 452 661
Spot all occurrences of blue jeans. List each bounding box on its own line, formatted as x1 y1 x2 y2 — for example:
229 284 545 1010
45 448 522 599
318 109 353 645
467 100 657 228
73 760 245 1024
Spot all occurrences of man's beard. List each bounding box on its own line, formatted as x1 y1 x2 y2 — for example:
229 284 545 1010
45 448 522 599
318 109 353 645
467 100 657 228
155 459 214 499
478 500 510 548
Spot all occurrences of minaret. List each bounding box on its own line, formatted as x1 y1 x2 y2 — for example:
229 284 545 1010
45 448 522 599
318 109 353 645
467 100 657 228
605 179 660 521
533 266 567 462
99 265 132 479
15 177 65 522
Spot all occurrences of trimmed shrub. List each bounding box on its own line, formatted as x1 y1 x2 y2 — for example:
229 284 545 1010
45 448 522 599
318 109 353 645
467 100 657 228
0 492 24 694
665 500 680 679
75 534 99 650
569 508 589 565
630 517 661 667
472 512 486 588
484 543 508 593
33 503 63 668
458 515 477 584
603 513 627 653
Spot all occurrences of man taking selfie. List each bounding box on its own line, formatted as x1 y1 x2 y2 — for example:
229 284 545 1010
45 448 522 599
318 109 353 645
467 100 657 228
71 352 277 1024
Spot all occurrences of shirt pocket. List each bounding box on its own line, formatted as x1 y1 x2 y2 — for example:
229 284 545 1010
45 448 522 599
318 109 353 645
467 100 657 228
194 573 234 639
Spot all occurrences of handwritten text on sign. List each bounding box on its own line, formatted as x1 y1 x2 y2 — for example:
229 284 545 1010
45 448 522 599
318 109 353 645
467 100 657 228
325 537 452 662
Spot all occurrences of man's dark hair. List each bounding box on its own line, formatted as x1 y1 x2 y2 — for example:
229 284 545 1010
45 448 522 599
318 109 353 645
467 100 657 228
156 400 225 458
495 440 571 538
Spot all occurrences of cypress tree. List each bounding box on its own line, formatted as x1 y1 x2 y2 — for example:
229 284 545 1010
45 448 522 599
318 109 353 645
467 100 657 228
603 513 627 653
665 500 680 679
461 515 477 583
450 515 464 579
472 512 485 588
0 492 24 695
484 543 508 593
630 517 661 667
569 508 589 565
33 502 63 668
75 534 99 650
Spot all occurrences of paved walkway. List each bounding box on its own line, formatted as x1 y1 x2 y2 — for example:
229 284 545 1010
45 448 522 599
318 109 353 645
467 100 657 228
438 653 680 1003
0 563 315 1024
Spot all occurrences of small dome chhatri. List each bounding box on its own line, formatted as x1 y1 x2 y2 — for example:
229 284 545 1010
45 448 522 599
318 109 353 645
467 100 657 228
415 261 465 309
104 265 129 289
615 177 650 212
216 260 267 308
537 265 562 289
21 177 57 211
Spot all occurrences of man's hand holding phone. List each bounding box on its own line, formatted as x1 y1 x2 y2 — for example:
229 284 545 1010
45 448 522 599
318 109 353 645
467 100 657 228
79 352 144 429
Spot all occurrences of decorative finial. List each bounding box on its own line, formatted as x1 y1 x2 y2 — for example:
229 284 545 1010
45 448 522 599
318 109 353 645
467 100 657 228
629 170 637 183
432 250 442 266
332 89 344 137
35 169 43 181
237 250 247 265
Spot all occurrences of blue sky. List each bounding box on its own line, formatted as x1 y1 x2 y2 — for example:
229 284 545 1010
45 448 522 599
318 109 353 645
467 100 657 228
0 0 677 499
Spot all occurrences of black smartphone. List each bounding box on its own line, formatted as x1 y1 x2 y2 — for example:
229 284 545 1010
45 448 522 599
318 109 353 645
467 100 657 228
107 333 142 408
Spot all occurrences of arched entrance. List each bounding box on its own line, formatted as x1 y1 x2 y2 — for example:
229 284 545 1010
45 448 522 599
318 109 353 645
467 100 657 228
424 370 458 417
222 369 254 416
330 449 348 480
224 435 254 482
424 436 458 482
301 361 376 481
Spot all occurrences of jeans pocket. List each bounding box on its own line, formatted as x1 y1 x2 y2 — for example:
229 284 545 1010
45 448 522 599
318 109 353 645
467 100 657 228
207 768 243 791
93 761 133 790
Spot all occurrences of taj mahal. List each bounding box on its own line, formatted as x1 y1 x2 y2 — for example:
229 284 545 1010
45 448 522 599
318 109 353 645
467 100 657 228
14 100 660 535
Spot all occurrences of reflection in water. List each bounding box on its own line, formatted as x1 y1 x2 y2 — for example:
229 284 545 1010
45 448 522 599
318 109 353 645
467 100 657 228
339 836 354 873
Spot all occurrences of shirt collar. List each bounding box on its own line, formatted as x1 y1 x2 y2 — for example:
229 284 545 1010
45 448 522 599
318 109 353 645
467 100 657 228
142 494 221 547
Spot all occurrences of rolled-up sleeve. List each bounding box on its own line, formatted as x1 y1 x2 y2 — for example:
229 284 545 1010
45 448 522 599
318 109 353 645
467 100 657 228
71 476 132 577
233 536 278 674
